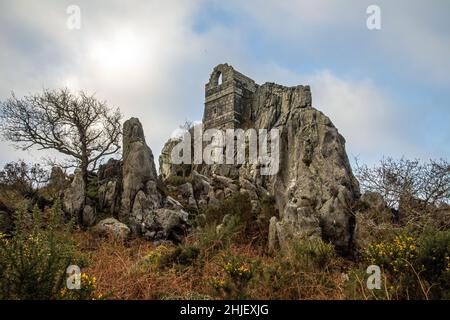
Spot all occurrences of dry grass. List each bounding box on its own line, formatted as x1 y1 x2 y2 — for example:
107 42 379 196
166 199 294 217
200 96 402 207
72 232 209 299
71 231 349 300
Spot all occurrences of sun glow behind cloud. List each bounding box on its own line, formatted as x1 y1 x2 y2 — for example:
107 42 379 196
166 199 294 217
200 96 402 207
89 29 150 77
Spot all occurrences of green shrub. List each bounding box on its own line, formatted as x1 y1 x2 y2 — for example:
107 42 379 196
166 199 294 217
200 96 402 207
364 234 418 274
204 193 252 224
416 228 450 299
203 192 273 245
60 272 104 300
0 211 12 233
255 239 341 299
86 174 98 200
166 175 192 187
194 216 242 257
159 244 201 268
0 201 92 300
140 244 171 271
291 239 337 270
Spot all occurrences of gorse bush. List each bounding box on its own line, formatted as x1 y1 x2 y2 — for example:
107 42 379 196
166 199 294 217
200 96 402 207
359 228 450 300
141 244 171 270
0 201 74 299
194 215 242 257
365 235 417 274
60 272 104 300
158 244 201 269
211 252 257 300
0 201 99 300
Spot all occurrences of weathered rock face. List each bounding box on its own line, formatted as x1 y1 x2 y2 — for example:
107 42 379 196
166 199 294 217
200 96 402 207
92 218 130 241
118 118 190 241
82 205 96 227
264 102 360 254
120 118 161 230
191 171 211 209
245 84 360 253
98 159 122 217
159 65 360 254
63 170 85 220
159 138 182 180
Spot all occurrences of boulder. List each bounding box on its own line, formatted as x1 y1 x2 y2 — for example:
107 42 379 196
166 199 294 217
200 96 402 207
191 171 211 200
92 218 130 241
212 174 237 191
175 182 197 209
178 182 194 199
117 117 191 245
164 196 184 211
141 208 191 244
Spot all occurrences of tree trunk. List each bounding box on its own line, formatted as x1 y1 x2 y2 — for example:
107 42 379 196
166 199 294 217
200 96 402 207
79 155 88 225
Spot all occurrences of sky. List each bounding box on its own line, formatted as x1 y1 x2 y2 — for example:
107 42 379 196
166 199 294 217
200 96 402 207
0 0 449 170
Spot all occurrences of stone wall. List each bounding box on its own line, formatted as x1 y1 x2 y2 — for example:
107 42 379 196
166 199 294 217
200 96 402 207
203 64 257 130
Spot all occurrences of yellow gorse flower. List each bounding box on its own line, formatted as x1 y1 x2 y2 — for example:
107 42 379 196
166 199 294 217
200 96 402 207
365 235 418 272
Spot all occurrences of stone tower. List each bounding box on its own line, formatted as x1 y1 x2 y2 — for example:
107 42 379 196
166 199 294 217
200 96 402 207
203 64 257 130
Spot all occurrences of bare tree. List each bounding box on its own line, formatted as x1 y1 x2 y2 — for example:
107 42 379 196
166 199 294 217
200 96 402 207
355 157 450 223
0 160 49 196
0 89 122 189
179 119 194 131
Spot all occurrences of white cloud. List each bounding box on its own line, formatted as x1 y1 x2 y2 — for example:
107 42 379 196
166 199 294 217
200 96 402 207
0 0 448 170
241 64 425 164
222 0 450 87
309 71 419 162
0 0 270 166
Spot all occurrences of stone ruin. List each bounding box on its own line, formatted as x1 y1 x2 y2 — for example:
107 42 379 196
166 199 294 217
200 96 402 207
161 63 360 254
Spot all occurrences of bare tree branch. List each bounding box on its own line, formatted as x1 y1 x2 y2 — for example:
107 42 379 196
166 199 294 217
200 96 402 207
0 88 123 193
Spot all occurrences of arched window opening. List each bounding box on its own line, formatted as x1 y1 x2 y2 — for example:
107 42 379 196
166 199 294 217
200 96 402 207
218 72 223 85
